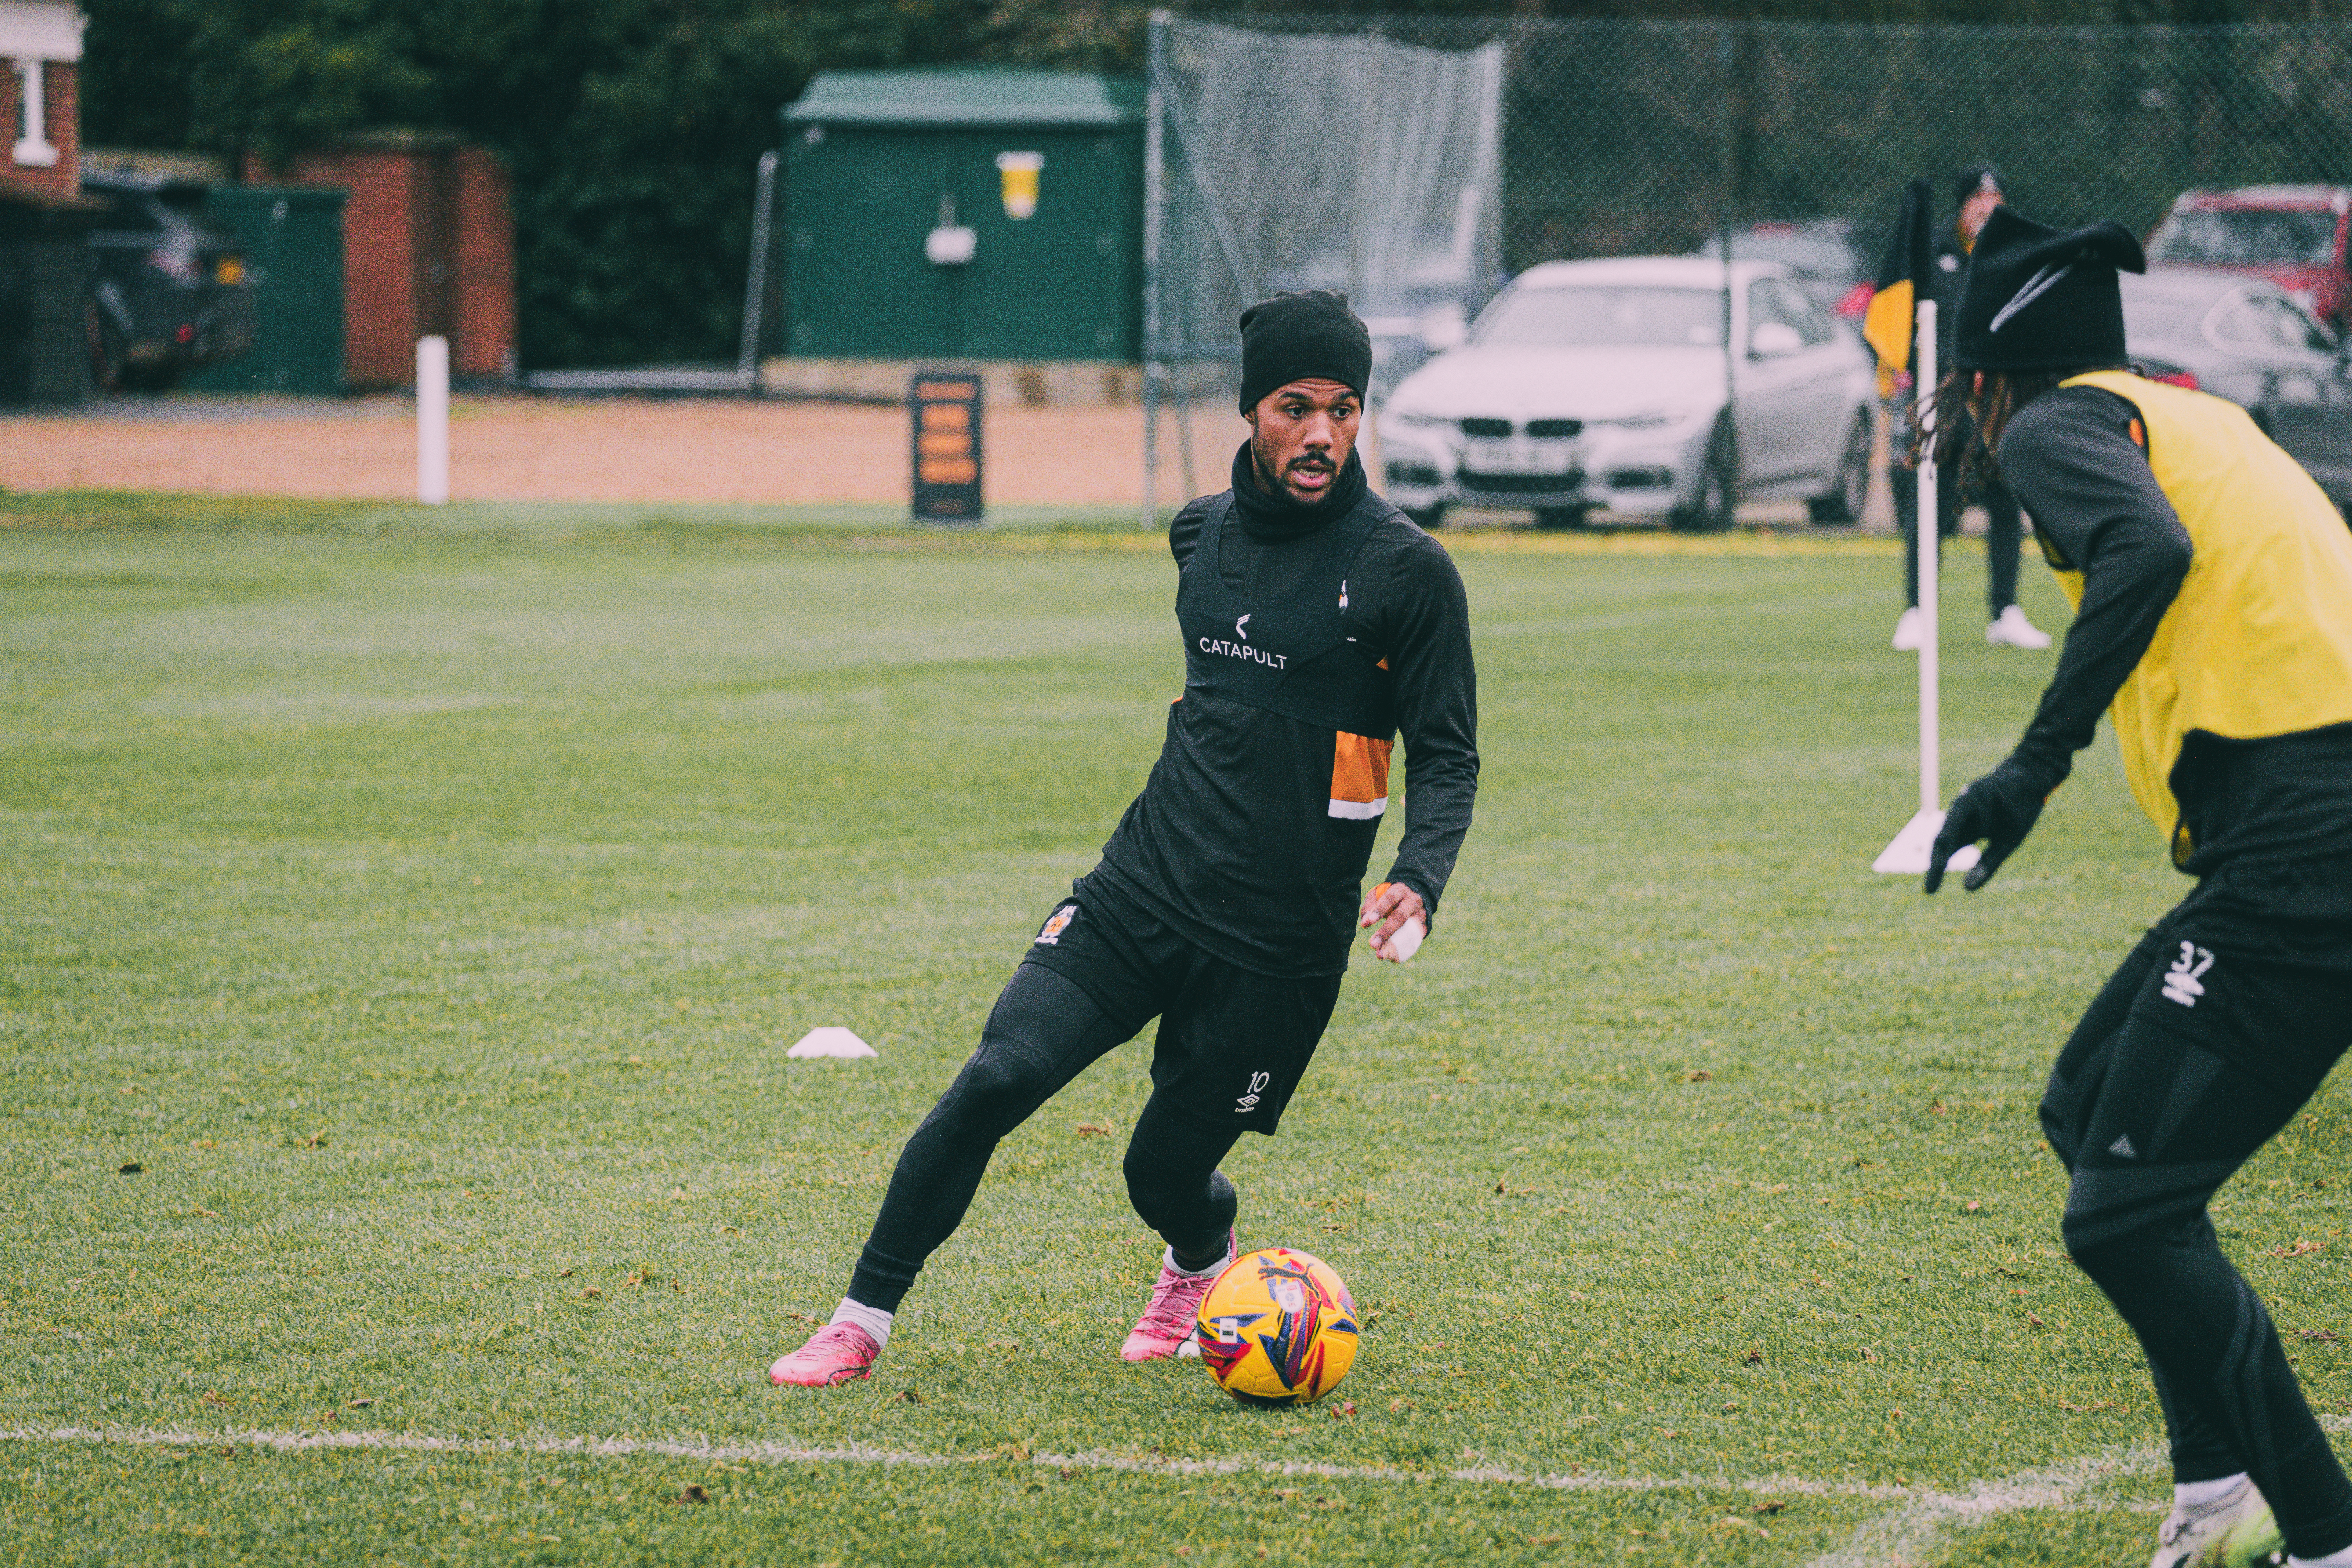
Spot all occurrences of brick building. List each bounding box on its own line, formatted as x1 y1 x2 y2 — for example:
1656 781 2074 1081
1 0 81 203
1 2 88 405
250 130 514 388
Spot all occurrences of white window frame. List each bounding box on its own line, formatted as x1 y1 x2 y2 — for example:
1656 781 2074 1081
13 56 55 167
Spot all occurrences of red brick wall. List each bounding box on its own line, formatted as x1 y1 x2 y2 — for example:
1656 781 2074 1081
0 60 80 202
246 138 514 388
451 146 513 379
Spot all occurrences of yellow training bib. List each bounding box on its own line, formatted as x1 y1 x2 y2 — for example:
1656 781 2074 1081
2047 371 2352 862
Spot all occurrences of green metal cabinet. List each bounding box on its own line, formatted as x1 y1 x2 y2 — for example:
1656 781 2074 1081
782 69 1143 362
189 187 346 394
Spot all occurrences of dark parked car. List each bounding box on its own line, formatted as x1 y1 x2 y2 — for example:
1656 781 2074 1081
82 168 254 391
2123 266 2352 517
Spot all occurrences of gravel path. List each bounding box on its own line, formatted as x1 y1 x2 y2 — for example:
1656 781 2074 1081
0 394 1252 508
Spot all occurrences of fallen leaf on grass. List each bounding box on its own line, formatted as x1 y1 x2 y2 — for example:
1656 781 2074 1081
1058 1467 1080 1481
1742 1348 1764 1365
997 1441 1031 1463
1526 1534 1563 1546
670 1484 709 1505
1684 1069 1712 1083
1753 1500 1787 1515
1074 1120 1112 1137
118 1163 142 1175
1964 1200 1982 1213
2301 1329 2344 1343
1331 1401 1356 1420
581 1286 602 1298
2027 1313 2045 1328
1861 1346 1880 1363
199 1392 230 1408
2271 1240 2325 1259
2059 1399 2124 1413
557 1269 573 1278
348 1397 375 1408
893 1388 921 1405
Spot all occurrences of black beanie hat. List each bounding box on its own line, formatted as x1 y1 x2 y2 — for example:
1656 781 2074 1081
1953 206 2146 372
1237 290 1372 414
1954 164 2002 208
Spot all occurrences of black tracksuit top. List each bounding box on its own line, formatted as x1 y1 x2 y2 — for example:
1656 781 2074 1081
1086 446 1480 978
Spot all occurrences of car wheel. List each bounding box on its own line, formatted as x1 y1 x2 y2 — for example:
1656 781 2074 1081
87 303 125 392
1668 416 1737 533
1406 505 1448 531
1807 410 1871 524
1532 506 1589 530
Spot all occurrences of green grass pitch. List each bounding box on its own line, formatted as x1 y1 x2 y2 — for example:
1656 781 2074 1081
3 492 2348 1565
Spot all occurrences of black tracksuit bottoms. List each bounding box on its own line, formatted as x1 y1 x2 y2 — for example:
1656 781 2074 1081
845 887 1343 1314
2041 903 2352 1557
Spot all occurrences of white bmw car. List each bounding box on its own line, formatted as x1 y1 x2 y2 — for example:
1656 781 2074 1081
1376 256 1877 530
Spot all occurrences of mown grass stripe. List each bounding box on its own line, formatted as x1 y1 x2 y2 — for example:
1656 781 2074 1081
0 1423 1914 1500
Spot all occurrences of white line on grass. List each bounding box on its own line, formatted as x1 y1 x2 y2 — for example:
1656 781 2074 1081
1804 1415 2352 1568
0 1423 1912 1500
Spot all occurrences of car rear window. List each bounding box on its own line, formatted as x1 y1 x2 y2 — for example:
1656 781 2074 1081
1475 286 1724 348
2150 208 2338 268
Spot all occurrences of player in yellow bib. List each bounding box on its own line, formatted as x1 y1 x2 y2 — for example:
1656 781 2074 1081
1927 207 2352 1568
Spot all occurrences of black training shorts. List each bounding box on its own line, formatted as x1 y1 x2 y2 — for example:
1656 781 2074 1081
1019 878 1344 1135
2040 890 2352 1249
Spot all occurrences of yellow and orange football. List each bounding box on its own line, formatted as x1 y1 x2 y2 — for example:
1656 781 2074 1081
1194 1247 1359 1406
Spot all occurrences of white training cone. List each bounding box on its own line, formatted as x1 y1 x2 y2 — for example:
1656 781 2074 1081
786 1027 876 1060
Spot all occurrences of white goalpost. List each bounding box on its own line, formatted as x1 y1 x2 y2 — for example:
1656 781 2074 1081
1872 298 1980 878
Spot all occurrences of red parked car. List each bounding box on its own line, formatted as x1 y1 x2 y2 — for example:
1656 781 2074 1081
2145 186 2352 330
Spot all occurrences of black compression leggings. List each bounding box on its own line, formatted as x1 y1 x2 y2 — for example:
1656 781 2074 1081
2042 927 2352 1557
1898 463 2022 617
846 964 1241 1313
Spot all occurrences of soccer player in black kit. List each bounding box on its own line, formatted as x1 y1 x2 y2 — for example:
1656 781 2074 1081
1924 207 2352 1568
769 290 1477 1385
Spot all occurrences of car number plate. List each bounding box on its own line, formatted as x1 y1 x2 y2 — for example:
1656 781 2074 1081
1463 439 1577 475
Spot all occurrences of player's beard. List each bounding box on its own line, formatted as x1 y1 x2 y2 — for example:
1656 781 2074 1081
1251 430 1339 507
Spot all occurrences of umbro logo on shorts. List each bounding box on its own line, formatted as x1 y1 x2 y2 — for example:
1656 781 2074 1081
1235 1070 1270 1114
2162 941 2214 1007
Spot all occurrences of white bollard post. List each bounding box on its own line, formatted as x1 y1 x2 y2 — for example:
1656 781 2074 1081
416 336 450 506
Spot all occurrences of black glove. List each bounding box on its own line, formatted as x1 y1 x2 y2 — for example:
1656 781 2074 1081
1925 757 2054 893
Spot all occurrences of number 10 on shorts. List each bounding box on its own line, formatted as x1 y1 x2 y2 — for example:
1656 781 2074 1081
1235 1071 1270 1114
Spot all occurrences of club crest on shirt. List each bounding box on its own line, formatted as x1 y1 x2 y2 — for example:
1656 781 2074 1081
1035 905 1077 946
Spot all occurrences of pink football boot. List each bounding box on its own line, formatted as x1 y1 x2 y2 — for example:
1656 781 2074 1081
1120 1232 1234 1362
769 1321 880 1387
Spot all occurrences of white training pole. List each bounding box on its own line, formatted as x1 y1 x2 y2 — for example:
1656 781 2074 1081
417 336 450 506
1914 298 1940 816
1872 298 1976 877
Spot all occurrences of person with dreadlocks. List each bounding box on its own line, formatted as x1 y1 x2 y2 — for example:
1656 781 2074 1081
1926 206 2352 1568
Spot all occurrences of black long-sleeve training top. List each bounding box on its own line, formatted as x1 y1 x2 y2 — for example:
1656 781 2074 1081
1997 383 2352 916
1085 445 1480 978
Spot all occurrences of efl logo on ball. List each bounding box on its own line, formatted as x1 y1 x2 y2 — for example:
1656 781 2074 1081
1194 1247 1359 1406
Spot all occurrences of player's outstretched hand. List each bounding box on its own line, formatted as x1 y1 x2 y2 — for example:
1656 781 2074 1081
1359 881 1428 962
1926 758 2052 894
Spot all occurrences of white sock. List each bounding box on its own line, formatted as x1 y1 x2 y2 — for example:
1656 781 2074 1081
2174 1473 2249 1511
1164 1241 1232 1279
2288 1550 2352 1567
830 1298 893 1349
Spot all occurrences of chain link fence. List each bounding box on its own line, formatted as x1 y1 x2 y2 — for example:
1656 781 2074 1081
1143 10 2352 514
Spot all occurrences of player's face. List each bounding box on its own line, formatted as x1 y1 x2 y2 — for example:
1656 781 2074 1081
1958 188 2002 244
1246 379 1360 506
